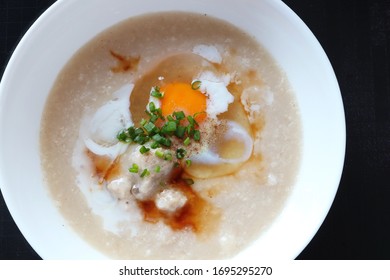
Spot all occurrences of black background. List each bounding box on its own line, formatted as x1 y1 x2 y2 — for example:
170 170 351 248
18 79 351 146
1 0 389 260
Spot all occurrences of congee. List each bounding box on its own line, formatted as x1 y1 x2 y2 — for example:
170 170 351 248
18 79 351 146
40 12 301 259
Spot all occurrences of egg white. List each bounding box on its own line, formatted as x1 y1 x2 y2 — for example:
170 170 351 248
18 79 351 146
190 120 253 165
196 72 233 118
82 83 134 159
192 44 222 64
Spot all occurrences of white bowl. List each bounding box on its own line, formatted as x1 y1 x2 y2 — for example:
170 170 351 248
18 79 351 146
0 0 345 259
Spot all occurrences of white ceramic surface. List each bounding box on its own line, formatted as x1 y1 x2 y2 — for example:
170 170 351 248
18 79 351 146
0 0 345 259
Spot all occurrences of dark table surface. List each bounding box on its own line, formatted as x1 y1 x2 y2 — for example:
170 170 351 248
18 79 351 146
1 0 389 260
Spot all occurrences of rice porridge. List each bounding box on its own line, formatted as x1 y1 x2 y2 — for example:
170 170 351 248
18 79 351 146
40 12 301 259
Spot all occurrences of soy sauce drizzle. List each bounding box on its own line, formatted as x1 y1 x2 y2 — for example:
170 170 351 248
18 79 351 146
138 169 220 234
110 50 140 73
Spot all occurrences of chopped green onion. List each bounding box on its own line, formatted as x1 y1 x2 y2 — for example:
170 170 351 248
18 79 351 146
150 86 164 98
149 102 156 112
150 114 159 123
186 125 193 135
150 141 160 149
155 108 164 118
140 169 150 178
173 111 185 120
155 150 164 158
175 126 186 138
183 137 191 146
118 97 206 176
152 134 163 142
193 130 201 141
128 163 139 173
187 115 197 126
161 121 177 133
134 134 149 144
127 126 136 136
134 134 144 144
176 148 186 159
139 145 150 154
164 152 173 161
143 122 157 134
134 127 144 136
191 80 201 90
117 130 129 142
151 91 163 98
140 118 147 126
117 126 139 143
152 134 171 147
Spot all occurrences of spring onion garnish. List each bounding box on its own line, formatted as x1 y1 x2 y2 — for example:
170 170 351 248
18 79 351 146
176 148 186 159
191 80 201 90
149 114 159 123
150 141 160 149
139 145 150 154
187 115 198 126
117 130 130 142
128 163 139 173
134 134 149 145
155 150 164 159
164 152 173 161
117 101 202 146
161 121 177 134
150 86 164 98
149 102 156 113
173 111 185 120
117 82 207 185
140 118 147 126
193 130 201 141
175 126 186 138
183 137 191 146
143 122 157 134
117 110 201 145
152 134 171 147
140 169 150 178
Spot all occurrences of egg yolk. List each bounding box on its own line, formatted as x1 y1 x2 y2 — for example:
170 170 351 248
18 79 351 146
160 83 207 122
